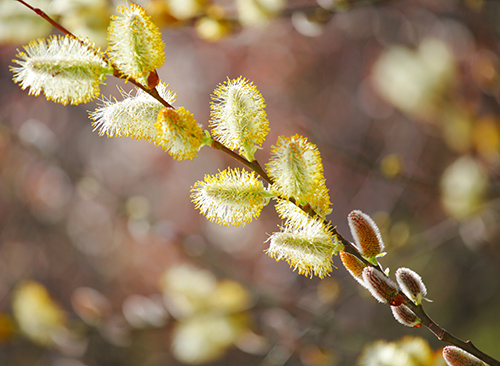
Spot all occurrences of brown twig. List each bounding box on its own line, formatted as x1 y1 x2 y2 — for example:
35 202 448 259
335 225 499 364
212 130 498 365
406 299 500 366
210 140 272 183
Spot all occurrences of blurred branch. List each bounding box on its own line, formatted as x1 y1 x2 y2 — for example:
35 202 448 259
407 297 500 365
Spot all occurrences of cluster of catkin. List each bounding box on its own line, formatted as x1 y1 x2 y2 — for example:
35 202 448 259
9 1 494 364
341 210 487 366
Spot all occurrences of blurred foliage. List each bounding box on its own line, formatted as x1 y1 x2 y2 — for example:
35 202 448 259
12 281 67 346
1 0 500 365
161 265 251 363
358 336 446 366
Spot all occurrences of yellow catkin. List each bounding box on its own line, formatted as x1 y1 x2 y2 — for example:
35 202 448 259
107 4 165 80
267 135 332 217
155 107 203 161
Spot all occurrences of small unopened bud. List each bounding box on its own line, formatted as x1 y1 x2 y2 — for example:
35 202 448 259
362 267 401 305
340 251 368 288
396 267 427 305
391 304 422 328
348 210 384 259
443 346 485 366
147 70 159 89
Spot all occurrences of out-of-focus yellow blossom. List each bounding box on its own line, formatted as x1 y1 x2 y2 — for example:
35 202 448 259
291 11 326 38
195 4 234 42
473 116 500 163
372 38 455 120
0 0 52 43
143 0 179 28
236 0 285 27
162 266 253 320
161 265 218 318
172 312 248 364
12 281 67 345
440 106 473 153
380 154 403 178
166 0 207 20
50 0 111 46
207 279 252 313
196 16 233 42
161 265 252 364
440 155 487 220
358 336 438 366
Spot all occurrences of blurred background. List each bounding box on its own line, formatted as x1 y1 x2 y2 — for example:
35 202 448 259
1 0 500 365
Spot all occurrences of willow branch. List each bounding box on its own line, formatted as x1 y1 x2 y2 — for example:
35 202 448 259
15 0 175 110
16 0 71 33
210 140 272 183
404 299 500 366
336 226 500 365
15 1 499 364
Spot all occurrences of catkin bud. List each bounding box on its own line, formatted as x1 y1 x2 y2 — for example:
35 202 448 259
348 210 384 259
391 304 422 328
442 346 485 366
362 267 402 306
339 251 368 288
396 267 427 305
